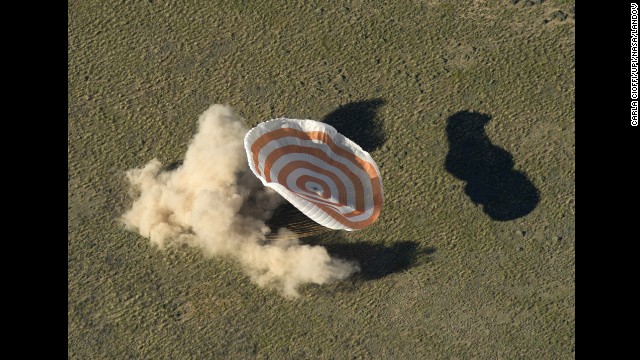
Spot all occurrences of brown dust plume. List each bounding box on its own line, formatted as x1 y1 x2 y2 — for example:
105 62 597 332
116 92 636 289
122 104 359 297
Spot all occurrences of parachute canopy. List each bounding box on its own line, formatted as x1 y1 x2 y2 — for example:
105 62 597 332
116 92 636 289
244 118 383 231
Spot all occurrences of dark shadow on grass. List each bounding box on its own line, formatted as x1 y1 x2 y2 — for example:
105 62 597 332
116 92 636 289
321 99 386 152
264 202 432 281
444 111 540 221
264 202 433 281
304 235 434 281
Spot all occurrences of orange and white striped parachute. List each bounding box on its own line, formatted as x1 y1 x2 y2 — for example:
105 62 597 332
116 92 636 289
244 118 383 231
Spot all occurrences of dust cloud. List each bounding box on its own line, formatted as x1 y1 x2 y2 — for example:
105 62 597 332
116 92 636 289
122 104 358 297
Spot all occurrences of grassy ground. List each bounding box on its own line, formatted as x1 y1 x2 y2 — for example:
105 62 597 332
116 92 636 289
68 1 574 358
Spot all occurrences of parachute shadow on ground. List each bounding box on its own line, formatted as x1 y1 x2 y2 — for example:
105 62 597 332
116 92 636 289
321 98 386 152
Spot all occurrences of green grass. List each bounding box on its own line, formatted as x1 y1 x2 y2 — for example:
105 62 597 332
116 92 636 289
69 1 574 358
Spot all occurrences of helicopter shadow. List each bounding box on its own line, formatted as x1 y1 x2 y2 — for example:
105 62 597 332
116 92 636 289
444 111 540 221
